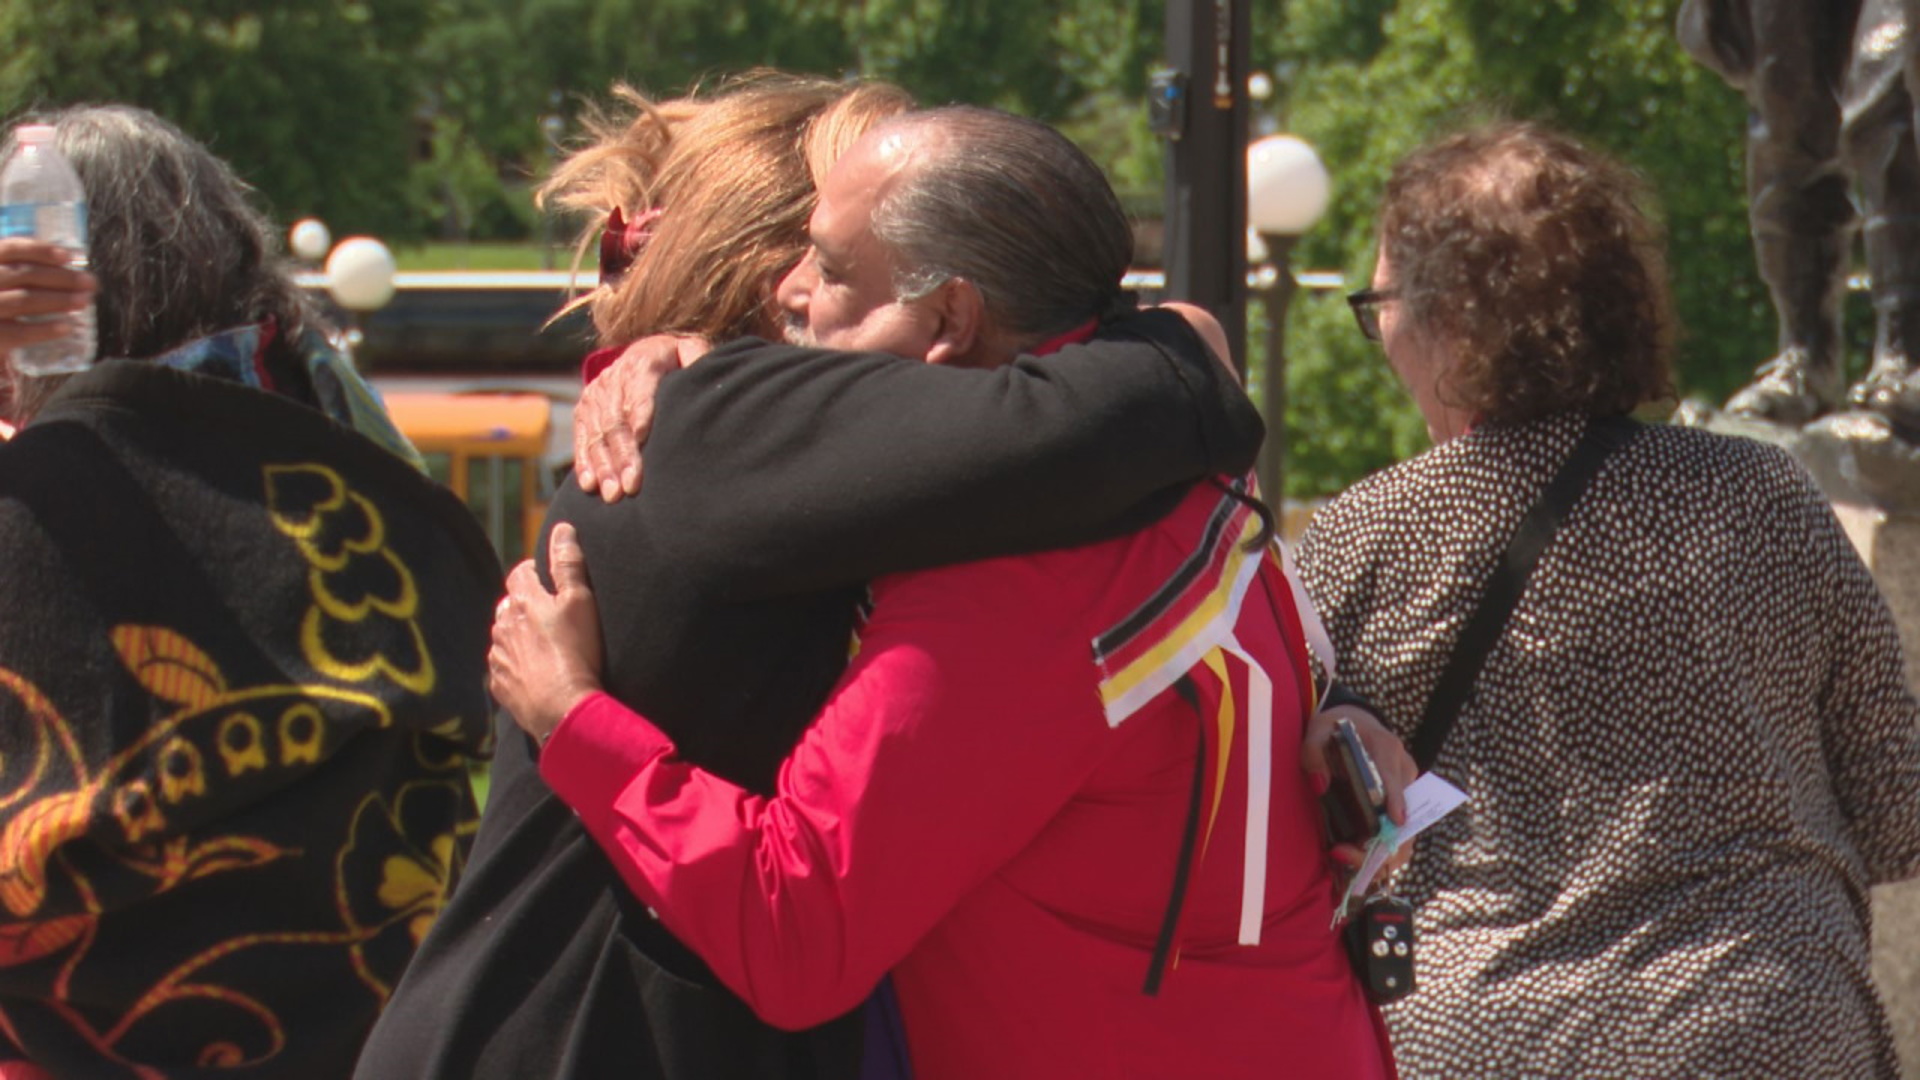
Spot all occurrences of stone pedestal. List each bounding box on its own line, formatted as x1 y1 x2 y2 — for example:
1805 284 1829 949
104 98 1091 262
1835 505 1920 1080
1831 506 1920 692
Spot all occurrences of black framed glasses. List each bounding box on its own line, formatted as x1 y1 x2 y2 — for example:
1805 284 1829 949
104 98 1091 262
1346 288 1398 344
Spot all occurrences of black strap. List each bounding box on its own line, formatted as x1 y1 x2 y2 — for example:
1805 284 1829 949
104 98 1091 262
1408 417 1642 772
1144 676 1208 995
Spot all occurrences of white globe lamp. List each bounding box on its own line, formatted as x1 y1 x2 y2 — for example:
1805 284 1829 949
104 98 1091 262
289 218 332 262
1246 134 1330 236
1244 133 1329 506
325 236 398 312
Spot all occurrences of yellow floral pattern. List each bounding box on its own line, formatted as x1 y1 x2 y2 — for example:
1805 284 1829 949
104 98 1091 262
0 461 484 1074
266 463 436 695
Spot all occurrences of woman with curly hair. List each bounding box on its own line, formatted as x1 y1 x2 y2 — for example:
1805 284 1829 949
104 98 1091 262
1299 122 1920 1077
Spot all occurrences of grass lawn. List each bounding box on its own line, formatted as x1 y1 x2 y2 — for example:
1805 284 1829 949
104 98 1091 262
469 761 493 811
394 242 595 273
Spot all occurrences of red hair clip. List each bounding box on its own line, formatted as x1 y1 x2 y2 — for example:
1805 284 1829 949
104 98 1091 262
599 205 664 285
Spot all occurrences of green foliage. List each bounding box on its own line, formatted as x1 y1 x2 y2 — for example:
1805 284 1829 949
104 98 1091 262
0 1 1778 500
0 0 1182 241
1051 1 1165 194
846 0 1069 113
394 242 556 271
0 0 434 239
1248 289 1429 498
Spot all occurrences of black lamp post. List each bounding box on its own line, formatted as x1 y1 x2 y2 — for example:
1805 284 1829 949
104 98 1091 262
1157 0 1252 377
1245 133 1329 503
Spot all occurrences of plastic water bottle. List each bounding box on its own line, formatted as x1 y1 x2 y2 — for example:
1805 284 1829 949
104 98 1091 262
1 123 95 376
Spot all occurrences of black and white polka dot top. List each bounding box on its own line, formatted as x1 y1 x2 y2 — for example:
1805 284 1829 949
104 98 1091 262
1299 410 1920 1078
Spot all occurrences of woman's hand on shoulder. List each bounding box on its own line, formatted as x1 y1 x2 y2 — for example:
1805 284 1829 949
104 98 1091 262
574 333 710 502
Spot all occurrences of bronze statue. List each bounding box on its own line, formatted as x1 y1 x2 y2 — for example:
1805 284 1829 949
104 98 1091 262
1680 0 1920 438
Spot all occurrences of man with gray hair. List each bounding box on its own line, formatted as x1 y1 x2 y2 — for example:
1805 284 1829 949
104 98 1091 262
490 106 1406 1079
778 106 1140 363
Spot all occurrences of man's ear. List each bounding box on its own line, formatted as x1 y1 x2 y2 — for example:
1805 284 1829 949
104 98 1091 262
922 278 989 366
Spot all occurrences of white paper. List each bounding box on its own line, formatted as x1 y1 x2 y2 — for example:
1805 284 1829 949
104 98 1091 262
1334 773 1469 921
1394 773 1470 844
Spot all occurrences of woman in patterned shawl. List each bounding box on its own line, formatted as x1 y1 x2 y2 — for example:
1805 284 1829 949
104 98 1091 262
1299 122 1920 1077
0 105 497 1078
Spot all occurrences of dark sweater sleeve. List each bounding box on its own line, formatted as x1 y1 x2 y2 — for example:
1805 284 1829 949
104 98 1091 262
634 308 1264 597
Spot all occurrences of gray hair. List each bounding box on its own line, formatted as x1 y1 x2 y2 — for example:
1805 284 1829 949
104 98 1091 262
5 105 325 416
870 107 1135 339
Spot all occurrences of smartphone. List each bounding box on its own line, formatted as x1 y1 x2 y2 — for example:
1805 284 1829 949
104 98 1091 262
1321 716 1386 846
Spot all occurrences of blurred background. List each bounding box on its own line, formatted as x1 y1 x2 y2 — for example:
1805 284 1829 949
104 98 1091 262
0 0 1791 503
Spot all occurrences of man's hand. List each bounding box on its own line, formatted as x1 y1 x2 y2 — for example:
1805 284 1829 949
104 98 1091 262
0 238 96 353
1301 701 1419 876
489 522 607 746
573 333 710 502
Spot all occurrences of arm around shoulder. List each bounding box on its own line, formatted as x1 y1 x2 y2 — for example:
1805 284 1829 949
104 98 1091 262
639 319 1262 595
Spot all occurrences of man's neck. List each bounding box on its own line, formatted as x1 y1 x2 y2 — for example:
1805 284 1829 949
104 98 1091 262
971 317 1099 367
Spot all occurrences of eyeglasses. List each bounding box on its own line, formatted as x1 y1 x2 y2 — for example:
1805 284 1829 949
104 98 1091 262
1346 288 1398 344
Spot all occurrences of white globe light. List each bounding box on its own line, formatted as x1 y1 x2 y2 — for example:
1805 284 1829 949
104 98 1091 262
1246 134 1331 236
325 236 397 312
289 218 331 261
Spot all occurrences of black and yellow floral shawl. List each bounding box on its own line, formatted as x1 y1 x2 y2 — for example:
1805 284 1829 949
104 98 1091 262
0 360 499 1078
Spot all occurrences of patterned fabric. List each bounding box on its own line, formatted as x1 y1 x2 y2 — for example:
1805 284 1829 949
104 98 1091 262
144 321 276 390
0 361 498 1078
146 322 426 473
1298 410 1920 1078
290 328 426 473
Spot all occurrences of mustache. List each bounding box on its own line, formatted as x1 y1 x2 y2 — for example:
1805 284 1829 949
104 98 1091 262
781 313 815 348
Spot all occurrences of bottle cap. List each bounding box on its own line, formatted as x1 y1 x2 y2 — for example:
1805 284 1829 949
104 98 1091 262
13 124 55 144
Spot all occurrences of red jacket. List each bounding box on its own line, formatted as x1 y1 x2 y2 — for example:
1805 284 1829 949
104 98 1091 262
543 481 1394 1079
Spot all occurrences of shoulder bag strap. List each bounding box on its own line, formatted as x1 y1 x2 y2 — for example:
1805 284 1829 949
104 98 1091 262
1408 416 1642 773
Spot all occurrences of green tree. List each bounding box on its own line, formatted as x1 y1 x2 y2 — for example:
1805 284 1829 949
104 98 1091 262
0 1 1779 501
0 0 435 239
405 0 864 243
